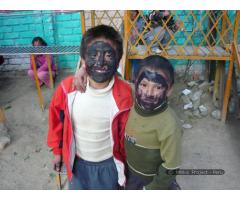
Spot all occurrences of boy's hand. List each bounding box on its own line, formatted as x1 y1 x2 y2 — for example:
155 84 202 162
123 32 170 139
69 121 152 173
53 155 62 172
72 61 87 92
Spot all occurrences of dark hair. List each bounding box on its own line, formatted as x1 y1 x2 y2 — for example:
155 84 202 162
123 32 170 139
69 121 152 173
136 55 174 86
80 25 123 64
32 37 47 46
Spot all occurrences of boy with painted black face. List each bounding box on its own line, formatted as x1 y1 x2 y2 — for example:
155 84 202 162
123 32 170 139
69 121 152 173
125 55 182 190
47 25 133 189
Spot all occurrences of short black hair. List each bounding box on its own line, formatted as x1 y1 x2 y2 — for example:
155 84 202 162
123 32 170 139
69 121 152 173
80 25 123 64
32 37 47 46
136 55 174 86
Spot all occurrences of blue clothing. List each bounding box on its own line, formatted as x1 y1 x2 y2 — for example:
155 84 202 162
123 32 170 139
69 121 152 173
68 157 119 190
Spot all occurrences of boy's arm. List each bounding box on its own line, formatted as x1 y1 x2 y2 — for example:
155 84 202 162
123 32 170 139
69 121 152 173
47 83 65 155
145 128 182 190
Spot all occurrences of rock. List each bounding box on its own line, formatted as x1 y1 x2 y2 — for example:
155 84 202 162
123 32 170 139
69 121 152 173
0 136 10 152
193 109 202 118
198 81 210 93
182 89 191 96
208 86 214 93
199 105 208 116
184 102 193 110
187 81 198 87
181 95 191 104
211 110 221 120
190 90 203 102
182 123 193 129
193 98 201 110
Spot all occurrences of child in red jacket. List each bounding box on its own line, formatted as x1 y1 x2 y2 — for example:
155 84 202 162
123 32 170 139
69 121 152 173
47 25 133 190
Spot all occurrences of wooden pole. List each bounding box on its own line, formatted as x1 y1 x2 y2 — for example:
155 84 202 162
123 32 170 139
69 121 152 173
91 10 95 28
46 55 54 90
80 11 86 34
221 43 234 122
122 10 130 79
31 55 44 111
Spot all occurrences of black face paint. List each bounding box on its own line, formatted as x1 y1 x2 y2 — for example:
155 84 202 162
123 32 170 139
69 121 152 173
135 69 169 112
85 41 117 83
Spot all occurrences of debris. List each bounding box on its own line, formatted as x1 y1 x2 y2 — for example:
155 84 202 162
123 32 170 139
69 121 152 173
181 95 192 104
199 105 208 116
182 89 191 96
190 90 203 102
193 98 201 110
208 86 214 93
198 81 210 93
184 102 193 110
182 123 193 129
187 81 198 87
192 110 202 118
211 110 221 120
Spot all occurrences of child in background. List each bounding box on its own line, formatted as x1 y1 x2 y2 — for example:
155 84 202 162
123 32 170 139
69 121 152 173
28 37 56 87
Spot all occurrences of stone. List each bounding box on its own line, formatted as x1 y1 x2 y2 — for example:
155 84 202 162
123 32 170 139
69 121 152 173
193 109 202 118
182 123 193 129
199 105 208 116
182 89 191 96
190 90 203 102
184 102 193 110
193 98 201 110
208 86 214 93
187 81 198 87
198 81 210 93
211 110 221 120
181 95 191 104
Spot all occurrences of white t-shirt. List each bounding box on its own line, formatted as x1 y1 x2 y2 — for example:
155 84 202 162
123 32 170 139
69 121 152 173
72 78 115 162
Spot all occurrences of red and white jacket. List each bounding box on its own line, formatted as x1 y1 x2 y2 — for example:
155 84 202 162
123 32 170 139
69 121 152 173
47 75 133 186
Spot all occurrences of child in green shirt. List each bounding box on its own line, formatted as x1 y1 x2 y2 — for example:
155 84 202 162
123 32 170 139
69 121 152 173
124 55 182 190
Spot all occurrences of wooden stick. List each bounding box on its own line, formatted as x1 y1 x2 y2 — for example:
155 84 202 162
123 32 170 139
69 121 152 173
46 55 54 90
221 43 234 122
56 172 62 190
31 55 44 111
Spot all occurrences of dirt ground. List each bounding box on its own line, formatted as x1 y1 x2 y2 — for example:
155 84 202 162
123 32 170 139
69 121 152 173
0 70 240 190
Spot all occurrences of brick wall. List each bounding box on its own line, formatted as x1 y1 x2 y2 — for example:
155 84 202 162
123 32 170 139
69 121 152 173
0 10 82 71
